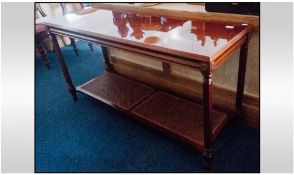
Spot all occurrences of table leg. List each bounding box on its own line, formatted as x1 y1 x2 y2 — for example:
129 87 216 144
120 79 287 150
36 41 51 69
51 33 78 101
70 37 79 56
201 64 213 169
101 46 112 71
236 35 249 117
88 42 94 51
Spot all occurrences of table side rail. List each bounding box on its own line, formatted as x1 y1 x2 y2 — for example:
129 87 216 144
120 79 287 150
211 25 251 69
48 27 204 70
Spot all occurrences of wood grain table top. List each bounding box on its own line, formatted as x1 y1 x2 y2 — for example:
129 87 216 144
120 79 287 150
37 8 251 64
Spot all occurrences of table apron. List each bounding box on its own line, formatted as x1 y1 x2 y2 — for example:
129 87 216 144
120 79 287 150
48 27 203 70
213 37 246 69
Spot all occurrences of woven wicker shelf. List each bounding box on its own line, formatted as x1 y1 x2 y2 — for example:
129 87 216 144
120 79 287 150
132 91 228 150
76 72 155 111
76 72 228 150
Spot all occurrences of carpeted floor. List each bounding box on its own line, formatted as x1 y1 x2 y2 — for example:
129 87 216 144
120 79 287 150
35 41 260 173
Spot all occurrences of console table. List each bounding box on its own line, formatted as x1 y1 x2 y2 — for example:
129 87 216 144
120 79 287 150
37 8 251 168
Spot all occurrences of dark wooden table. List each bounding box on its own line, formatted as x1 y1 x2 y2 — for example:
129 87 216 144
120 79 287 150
37 8 251 169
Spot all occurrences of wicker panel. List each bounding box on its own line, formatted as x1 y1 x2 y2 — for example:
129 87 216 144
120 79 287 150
131 91 227 145
77 72 155 110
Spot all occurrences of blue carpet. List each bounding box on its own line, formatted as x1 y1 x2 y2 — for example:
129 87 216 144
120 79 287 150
35 41 260 172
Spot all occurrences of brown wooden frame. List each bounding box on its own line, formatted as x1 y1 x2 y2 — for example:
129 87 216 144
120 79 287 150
43 10 251 169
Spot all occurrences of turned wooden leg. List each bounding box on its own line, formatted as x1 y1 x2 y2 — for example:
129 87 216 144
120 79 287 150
236 35 249 118
201 63 213 169
70 37 78 56
88 42 94 51
101 46 112 71
51 33 77 101
37 42 51 69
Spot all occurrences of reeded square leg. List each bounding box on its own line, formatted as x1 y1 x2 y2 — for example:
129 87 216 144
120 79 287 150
201 63 213 169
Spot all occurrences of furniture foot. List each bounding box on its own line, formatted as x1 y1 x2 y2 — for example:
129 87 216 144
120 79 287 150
203 148 213 169
70 37 78 56
68 87 78 101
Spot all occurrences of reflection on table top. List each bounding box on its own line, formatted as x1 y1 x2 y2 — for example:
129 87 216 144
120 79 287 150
38 9 250 60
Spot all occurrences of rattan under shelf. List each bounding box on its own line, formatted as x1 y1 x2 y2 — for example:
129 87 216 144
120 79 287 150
131 91 228 150
76 72 155 111
76 72 228 151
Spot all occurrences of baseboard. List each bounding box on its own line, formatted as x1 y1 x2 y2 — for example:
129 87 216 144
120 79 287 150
110 56 260 128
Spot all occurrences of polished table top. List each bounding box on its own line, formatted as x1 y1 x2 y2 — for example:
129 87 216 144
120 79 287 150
38 9 251 62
